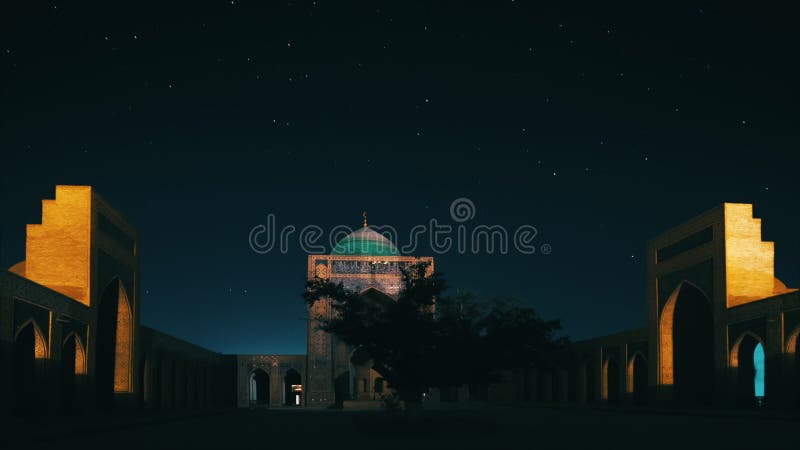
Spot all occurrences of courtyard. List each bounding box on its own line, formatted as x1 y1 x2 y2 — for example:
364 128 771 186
4 404 798 449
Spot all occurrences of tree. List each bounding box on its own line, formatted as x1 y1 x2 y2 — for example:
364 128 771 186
303 262 569 406
482 297 570 370
304 262 445 405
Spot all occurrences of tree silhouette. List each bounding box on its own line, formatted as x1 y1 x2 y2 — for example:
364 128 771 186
304 262 567 406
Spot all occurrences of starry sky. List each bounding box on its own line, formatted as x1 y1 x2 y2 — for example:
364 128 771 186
2 1 798 355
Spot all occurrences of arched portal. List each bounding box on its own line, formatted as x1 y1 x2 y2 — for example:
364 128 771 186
731 332 765 407
14 320 47 414
349 346 375 401
567 365 578 402
552 368 564 402
787 326 800 404
334 371 350 407
284 369 302 406
659 282 713 404
61 332 87 412
627 352 648 405
150 357 161 410
160 359 173 409
602 357 620 403
174 362 186 409
249 369 270 406
96 278 133 410
584 361 597 403
138 354 149 409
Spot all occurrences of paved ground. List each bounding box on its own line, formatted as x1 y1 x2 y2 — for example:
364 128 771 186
5 405 799 449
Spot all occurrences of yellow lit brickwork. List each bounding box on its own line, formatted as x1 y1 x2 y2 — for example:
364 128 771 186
658 289 677 385
70 334 88 375
787 325 800 354
28 322 49 359
625 353 643 394
114 284 133 392
724 203 794 307
23 186 93 306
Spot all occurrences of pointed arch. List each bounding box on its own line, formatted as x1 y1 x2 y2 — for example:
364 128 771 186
602 355 620 402
63 331 87 375
249 368 270 406
730 331 765 368
358 287 395 306
114 282 133 392
730 331 766 406
284 368 302 406
786 325 800 355
96 277 134 410
16 318 48 359
658 280 711 385
14 318 49 413
626 351 647 394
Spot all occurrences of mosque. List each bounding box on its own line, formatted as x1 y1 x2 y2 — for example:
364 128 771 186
1 185 799 415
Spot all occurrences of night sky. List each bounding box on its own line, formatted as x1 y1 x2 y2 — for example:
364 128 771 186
2 2 798 355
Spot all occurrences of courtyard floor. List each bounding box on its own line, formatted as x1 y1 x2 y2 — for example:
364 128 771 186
4 404 799 449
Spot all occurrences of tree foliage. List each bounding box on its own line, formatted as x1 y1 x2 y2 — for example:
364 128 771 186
303 262 567 405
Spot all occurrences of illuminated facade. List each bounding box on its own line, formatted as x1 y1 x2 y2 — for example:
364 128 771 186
419 203 800 408
0 186 234 415
3 187 800 413
305 226 433 407
567 203 800 408
235 219 434 408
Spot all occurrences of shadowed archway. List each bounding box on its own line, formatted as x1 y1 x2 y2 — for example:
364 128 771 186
334 371 350 407
603 357 620 403
627 352 648 405
731 332 765 407
660 282 713 405
14 320 47 414
250 369 270 406
584 361 597 403
284 369 302 406
96 278 134 411
61 332 87 412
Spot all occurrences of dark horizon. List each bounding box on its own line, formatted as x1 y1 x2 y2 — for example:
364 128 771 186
2 1 798 355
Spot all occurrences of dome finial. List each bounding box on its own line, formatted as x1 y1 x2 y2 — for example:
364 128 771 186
362 211 368 227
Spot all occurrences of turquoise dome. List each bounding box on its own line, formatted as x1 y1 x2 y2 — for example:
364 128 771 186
331 227 399 256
